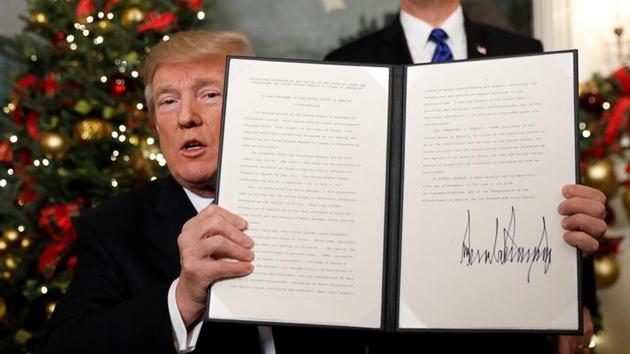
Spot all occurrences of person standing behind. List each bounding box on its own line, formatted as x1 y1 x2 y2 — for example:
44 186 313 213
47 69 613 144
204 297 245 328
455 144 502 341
326 1 597 353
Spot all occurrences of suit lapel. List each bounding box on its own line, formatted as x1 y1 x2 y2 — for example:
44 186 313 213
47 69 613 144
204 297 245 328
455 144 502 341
379 17 413 65
464 15 488 59
144 175 197 278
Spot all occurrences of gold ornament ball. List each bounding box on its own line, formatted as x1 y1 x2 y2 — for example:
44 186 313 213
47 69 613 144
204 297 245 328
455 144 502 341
0 240 7 251
0 297 6 320
583 158 618 196
594 254 620 289
73 118 113 142
2 228 19 243
39 132 71 159
121 7 145 27
30 11 48 26
20 237 31 249
97 19 111 32
1 271 10 280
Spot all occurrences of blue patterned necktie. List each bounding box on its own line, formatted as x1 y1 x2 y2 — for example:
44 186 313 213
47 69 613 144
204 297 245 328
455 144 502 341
429 28 453 62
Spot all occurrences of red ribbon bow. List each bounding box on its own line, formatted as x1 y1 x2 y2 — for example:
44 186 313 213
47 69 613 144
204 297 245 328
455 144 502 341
38 203 81 278
613 66 630 95
602 97 630 147
137 12 178 33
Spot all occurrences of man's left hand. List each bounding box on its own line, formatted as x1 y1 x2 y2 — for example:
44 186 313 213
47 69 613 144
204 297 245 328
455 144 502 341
556 307 594 354
557 184 606 256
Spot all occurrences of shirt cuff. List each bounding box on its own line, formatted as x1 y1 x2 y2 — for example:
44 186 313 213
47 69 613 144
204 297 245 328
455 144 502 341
168 278 204 353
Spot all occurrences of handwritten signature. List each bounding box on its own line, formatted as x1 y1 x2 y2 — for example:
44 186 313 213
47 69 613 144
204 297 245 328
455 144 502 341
459 206 552 283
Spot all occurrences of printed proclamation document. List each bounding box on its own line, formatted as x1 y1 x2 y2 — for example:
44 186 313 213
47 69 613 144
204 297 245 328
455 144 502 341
207 52 580 332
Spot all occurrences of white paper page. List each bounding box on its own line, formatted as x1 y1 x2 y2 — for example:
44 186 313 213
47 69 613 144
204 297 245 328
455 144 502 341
399 52 579 330
209 59 390 328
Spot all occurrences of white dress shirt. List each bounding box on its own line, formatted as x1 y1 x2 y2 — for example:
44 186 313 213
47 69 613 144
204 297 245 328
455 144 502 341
399 5 468 63
167 188 276 353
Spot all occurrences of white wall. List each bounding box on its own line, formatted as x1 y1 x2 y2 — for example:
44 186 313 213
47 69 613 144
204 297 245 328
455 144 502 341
535 0 630 79
0 1 27 36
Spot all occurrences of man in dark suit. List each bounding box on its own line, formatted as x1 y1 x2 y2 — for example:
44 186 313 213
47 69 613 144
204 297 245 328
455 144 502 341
326 1 600 353
41 31 364 354
325 0 542 64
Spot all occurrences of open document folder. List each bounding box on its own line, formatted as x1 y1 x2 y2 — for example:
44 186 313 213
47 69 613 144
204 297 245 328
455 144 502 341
206 51 582 334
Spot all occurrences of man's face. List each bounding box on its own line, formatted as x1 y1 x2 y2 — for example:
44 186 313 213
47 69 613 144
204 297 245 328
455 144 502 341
151 56 226 195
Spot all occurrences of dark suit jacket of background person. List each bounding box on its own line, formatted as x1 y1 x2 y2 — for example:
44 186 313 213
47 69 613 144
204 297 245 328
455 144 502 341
41 175 365 354
325 14 598 354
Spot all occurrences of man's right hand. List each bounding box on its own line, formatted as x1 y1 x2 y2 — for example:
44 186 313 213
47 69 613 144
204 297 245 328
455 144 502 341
175 204 254 326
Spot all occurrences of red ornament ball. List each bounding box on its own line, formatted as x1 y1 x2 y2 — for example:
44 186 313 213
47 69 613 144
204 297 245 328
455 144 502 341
51 32 66 48
109 74 128 97
579 92 604 115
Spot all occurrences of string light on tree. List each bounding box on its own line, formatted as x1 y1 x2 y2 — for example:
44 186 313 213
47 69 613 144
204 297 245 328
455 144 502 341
5 256 18 270
3 229 20 243
45 302 56 318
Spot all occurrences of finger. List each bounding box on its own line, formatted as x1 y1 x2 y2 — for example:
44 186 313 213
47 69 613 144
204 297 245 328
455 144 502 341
207 260 254 282
199 214 254 248
200 204 248 230
562 184 606 204
558 197 606 219
561 214 607 239
563 231 599 254
206 235 255 261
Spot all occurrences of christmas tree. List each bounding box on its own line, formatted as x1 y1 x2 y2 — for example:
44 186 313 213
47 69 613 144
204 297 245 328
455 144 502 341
578 65 629 350
0 0 211 352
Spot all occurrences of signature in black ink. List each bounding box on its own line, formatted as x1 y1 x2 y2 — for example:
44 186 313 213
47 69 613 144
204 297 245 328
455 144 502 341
459 206 552 283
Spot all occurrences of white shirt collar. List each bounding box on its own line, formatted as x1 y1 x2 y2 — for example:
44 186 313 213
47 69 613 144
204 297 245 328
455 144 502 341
182 187 215 213
400 5 468 63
